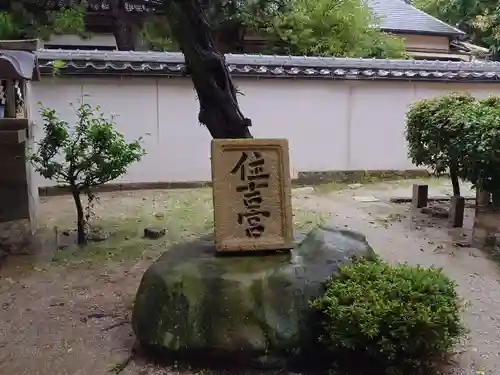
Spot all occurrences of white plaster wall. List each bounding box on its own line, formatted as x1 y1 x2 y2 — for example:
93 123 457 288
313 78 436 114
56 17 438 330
237 79 351 177
41 34 117 48
157 79 213 182
30 76 500 187
31 77 160 186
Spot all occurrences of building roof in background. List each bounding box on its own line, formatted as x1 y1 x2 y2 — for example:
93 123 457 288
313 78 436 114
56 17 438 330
40 0 463 38
452 41 490 56
367 0 464 36
35 49 500 82
38 0 161 12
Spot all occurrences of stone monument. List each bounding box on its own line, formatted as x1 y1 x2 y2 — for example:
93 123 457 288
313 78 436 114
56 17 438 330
211 138 293 252
132 138 376 370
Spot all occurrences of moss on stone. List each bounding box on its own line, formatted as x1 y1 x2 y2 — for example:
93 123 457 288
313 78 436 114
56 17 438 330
132 226 375 367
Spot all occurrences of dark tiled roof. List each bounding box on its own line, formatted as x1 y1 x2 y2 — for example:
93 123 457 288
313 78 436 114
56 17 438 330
38 0 161 12
367 0 464 36
36 49 500 82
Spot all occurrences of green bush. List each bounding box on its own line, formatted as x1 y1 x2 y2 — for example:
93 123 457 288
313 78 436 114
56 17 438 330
405 92 475 196
459 97 500 196
312 260 465 375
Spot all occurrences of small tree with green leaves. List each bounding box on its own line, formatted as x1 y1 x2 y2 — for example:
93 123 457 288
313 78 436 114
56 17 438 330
31 99 145 245
405 93 476 196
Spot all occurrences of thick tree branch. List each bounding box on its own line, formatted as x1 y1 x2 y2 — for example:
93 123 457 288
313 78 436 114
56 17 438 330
163 0 252 139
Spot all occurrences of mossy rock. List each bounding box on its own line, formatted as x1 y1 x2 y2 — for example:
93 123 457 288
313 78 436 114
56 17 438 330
132 226 375 367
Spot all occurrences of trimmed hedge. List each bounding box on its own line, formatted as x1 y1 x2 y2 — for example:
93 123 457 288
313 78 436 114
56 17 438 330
312 260 466 375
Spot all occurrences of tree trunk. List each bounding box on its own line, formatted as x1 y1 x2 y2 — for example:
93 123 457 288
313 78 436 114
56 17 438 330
113 19 140 51
163 0 252 139
449 162 460 196
109 0 139 51
71 188 86 245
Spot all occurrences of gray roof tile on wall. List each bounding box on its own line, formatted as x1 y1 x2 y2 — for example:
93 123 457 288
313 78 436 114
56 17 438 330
367 0 464 36
36 49 500 82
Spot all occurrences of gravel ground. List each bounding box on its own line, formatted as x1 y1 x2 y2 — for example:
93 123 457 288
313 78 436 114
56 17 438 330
295 179 498 375
0 179 499 375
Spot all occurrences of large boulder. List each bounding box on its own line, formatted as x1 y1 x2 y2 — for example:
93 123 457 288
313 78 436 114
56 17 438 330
132 226 375 366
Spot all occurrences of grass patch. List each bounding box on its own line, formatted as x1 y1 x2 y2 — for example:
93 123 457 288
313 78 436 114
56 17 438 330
313 176 458 195
46 188 214 265
43 188 329 265
293 208 329 231
313 182 350 194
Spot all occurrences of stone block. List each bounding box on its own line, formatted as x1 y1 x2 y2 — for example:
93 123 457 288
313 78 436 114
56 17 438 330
144 227 166 239
412 184 428 208
476 189 491 207
0 185 29 222
211 138 293 252
449 196 465 228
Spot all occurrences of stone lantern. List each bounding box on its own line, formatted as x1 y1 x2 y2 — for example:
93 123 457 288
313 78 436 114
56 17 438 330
0 39 40 256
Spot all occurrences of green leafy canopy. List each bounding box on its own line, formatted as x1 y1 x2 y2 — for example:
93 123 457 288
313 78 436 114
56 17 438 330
405 92 475 176
0 0 87 40
258 0 407 58
30 98 146 244
406 93 500 193
414 0 500 58
30 98 146 190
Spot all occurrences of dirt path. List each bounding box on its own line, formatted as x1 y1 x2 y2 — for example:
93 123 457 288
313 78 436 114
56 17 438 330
295 180 499 375
1 180 499 375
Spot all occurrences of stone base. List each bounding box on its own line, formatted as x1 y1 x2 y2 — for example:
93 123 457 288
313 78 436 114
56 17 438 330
132 226 375 368
412 184 428 208
0 219 35 257
472 207 500 250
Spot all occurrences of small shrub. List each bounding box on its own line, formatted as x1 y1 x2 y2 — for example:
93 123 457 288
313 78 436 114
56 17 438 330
460 97 500 196
31 98 146 245
405 92 475 196
312 260 465 375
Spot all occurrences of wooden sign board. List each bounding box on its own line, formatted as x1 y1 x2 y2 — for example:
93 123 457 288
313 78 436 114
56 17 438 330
211 138 294 252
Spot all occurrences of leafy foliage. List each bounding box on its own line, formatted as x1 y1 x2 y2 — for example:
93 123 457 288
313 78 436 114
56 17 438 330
0 12 18 39
405 93 476 195
222 0 290 31
262 0 407 58
406 93 500 197
413 0 498 58
312 260 465 375
203 0 289 31
0 0 86 40
457 97 500 193
30 99 145 244
406 93 475 174
46 4 87 37
139 16 179 52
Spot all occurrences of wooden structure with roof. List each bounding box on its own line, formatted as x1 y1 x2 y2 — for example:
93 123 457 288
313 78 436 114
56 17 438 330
0 39 40 247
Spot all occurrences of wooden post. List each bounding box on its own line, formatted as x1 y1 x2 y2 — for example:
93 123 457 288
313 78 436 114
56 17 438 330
412 184 428 208
449 196 465 228
4 79 16 118
19 81 27 118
